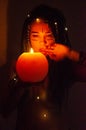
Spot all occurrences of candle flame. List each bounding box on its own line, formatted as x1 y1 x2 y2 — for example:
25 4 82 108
30 48 34 53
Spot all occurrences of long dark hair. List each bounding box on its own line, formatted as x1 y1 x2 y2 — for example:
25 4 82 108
21 4 71 53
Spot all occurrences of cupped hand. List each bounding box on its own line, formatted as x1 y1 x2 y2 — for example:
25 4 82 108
40 43 70 61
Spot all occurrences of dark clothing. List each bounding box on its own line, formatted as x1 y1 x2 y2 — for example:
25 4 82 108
1 55 86 130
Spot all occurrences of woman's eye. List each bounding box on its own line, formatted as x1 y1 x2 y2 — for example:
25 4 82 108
46 34 54 39
31 34 39 41
48 34 53 37
47 33 53 37
32 34 38 37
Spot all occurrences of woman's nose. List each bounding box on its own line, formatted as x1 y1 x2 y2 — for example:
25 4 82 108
40 36 49 47
40 36 46 43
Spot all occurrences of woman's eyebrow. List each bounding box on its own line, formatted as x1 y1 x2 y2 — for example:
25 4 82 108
46 32 52 33
31 31 52 34
31 31 38 33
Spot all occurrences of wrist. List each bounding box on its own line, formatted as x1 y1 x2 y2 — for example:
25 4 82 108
68 50 80 61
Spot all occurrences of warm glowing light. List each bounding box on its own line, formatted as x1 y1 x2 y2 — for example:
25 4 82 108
54 22 57 25
37 96 40 100
43 114 47 118
65 27 68 31
40 110 49 120
16 49 48 82
36 18 40 22
30 48 34 53
27 14 30 17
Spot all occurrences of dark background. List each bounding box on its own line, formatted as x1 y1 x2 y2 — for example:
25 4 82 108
0 0 86 130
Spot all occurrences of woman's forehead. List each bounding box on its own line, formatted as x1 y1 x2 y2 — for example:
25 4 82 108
29 19 52 32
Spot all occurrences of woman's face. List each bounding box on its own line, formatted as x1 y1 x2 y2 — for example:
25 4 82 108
29 19 55 52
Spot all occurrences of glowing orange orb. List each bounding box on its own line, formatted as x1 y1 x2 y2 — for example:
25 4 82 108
16 52 48 82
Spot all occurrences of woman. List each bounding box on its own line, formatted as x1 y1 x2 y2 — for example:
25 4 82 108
2 4 86 130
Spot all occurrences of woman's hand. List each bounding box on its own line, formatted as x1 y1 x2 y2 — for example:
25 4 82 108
40 43 80 62
40 43 70 61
